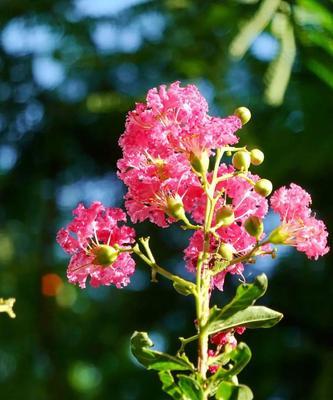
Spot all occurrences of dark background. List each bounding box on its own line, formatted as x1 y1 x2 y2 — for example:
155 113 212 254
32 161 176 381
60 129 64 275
0 1 332 399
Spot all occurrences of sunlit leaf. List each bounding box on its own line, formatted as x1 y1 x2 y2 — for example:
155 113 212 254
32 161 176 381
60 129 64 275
216 381 253 400
178 375 204 400
208 306 283 336
131 331 195 371
158 371 183 399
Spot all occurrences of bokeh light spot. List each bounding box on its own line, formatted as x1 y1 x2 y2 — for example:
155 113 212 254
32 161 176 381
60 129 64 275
41 273 64 297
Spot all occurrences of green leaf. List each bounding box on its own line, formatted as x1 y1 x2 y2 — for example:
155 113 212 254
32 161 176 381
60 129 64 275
208 306 283 336
264 12 296 106
209 342 252 392
216 381 253 400
158 371 183 400
130 331 194 371
209 274 268 324
306 59 333 90
178 375 204 400
229 0 280 59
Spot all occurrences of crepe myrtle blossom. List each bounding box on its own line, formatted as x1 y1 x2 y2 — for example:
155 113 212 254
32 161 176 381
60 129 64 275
57 81 329 399
57 202 135 288
190 164 269 224
269 184 329 259
184 165 270 290
118 82 244 227
118 81 242 161
118 152 201 227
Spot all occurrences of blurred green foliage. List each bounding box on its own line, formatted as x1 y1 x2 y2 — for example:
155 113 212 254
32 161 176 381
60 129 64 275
0 1 332 399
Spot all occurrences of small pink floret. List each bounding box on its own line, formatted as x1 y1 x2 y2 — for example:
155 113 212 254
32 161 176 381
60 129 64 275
57 202 136 288
270 184 329 259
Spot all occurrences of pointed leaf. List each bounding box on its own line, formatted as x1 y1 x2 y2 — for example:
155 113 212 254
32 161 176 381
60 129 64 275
131 331 194 371
158 371 183 400
216 381 253 400
178 375 204 400
209 274 268 324
208 306 283 336
209 342 252 392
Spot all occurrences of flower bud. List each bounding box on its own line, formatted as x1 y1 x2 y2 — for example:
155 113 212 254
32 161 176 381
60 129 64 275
93 244 119 266
250 149 264 166
232 151 251 171
190 151 210 174
268 226 290 245
216 206 235 227
166 195 187 221
218 243 234 261
234 107 251 125
254 179 273 197
244 216 264 239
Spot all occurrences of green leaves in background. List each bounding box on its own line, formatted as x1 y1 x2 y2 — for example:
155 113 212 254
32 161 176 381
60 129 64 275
130 331 194 371
229 0 333 105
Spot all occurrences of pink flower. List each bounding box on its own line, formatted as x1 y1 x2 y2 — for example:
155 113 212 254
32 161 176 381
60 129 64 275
57 202 136 288
270 184 329 259
118 152 201 227
270 183 312 220
184 164 270 290
118 82 243 226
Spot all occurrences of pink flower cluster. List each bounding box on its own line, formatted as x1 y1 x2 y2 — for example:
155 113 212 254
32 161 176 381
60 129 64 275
57 202 135 288
118 81 242 227
57 82 329 291
184 164 269 290
270 184 329 259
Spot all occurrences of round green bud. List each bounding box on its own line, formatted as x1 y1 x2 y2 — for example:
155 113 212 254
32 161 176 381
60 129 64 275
218 243 234 261
216 206 235 227
232 150 251 171
268 226 289 245
166 195 186 221
93 245 118 266
250 149 264 166
254 179 273 197
190 151 210 174
244 216 264 239
234 107 251 125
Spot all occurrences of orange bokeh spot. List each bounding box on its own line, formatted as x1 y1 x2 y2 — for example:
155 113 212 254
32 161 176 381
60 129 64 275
42 273 64 297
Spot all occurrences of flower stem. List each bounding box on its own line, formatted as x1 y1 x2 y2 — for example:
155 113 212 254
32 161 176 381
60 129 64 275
196 148 224 386
132 240 197 295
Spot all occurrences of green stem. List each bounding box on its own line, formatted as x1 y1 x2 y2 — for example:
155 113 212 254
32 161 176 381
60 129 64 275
196 148 225 387
132 242 197 295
